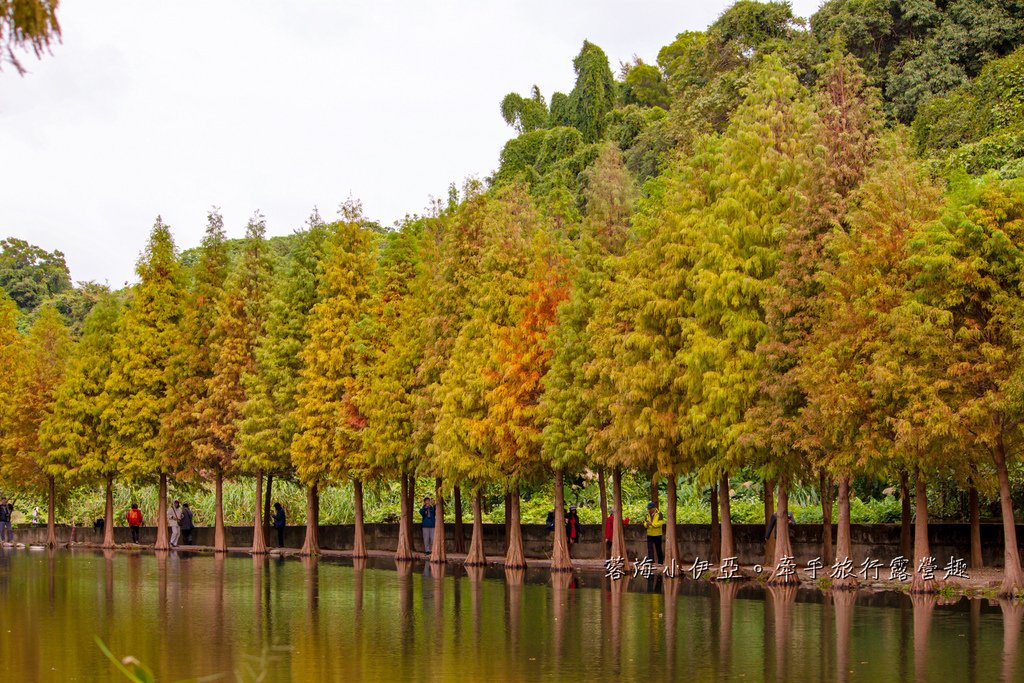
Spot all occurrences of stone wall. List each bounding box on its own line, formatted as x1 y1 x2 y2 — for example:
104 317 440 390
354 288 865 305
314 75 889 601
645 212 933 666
10 522 1021 566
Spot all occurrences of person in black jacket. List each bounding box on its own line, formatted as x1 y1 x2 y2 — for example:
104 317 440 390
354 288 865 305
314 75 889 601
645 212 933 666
0 497 13 545
273 502 286 548
765 510 796 540
180 503 195 545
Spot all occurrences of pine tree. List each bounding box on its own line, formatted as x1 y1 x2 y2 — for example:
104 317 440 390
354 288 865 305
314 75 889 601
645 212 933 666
104 218 186 550
40 294 122 547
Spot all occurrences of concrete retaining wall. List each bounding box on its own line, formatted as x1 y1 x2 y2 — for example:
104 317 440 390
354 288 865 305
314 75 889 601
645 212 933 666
10 521 1023 566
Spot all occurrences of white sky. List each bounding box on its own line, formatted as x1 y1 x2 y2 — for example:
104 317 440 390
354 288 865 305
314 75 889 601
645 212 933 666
0 0 823 287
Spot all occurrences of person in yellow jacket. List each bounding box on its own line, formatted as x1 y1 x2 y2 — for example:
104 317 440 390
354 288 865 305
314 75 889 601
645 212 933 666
643 500 666 564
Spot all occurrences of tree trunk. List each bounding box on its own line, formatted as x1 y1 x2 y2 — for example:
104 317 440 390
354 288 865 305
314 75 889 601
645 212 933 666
353 479 368 559
430 477 447 564
900 470 911 559
834 475 857 589
551 470 572 572
155 473 169 551
396 475 415 561
503 491 512 551
910 471 935 594
820 471 833 566
252 472 268 555
969 482 983 570
994 435 1024 597
710 483 720 564
214 471 227 553
763 478 775 566
598 469 608 523
664 473 679 572
299 483 320 557
769 480 797 585
405 474 415 547
504 488 526 569
102 476 115 549
719 473 734 562
650 472 658 505
46 475 57 548
453 485 466 554
465 488 486 566
611 467 631 571
263 474 273 540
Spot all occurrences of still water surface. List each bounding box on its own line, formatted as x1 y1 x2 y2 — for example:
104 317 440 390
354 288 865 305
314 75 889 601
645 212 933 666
0 549 1020 682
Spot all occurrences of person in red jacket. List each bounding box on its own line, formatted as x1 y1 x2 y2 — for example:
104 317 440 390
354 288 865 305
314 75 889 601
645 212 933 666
604 512 630 559
126 504 143 544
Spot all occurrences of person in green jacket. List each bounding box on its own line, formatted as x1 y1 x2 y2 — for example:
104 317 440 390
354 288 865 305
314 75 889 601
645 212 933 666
643 500 665 564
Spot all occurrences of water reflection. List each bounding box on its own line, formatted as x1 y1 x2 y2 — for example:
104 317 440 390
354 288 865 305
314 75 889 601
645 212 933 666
1002 600 1023 683
833 590 855 683
716 580 739 679
911 593 934 683
0 551 1022 681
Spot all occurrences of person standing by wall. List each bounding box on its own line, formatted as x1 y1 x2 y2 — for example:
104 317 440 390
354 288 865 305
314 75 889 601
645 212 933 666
180 503 195 545
0 498 14 545
126 503 144 544
566 506 580 548
419 496 436 556
167 500 183 548
273 502 286 548
643 500 665 565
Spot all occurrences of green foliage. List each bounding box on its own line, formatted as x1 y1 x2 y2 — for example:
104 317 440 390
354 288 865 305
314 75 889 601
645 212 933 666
195 212 274 476
709 0 800 53
500 85 549 133
1 304 71 494
814 0 1024 122
0 237 71 312
567 41 617 143
290 218 376 485
915 47 1024 175
103 218 186 482
622 62 670 109
40 294 122 485
238 211 331 477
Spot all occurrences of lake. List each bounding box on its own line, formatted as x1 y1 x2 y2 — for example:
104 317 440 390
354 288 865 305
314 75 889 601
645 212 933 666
0 549 1018 681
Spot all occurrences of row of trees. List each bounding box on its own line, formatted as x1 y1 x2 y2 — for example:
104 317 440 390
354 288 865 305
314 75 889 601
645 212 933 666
6 1 1024 598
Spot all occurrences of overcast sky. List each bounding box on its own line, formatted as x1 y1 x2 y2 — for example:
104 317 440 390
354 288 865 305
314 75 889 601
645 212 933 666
0 0 823 287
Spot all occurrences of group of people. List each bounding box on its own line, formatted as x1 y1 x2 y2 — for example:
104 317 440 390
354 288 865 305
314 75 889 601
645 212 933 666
546 505 582 545
126 500 289 548
600 503 663 562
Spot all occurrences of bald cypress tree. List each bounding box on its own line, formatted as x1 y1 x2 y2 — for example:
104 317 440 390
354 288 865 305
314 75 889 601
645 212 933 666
290 217 376 556
159 210 229 544
198 213 273 552
2 306 71 543
238 211 330 550
104 218 186 551
40 294 122 547
542 143 636 571
353 223 422 559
